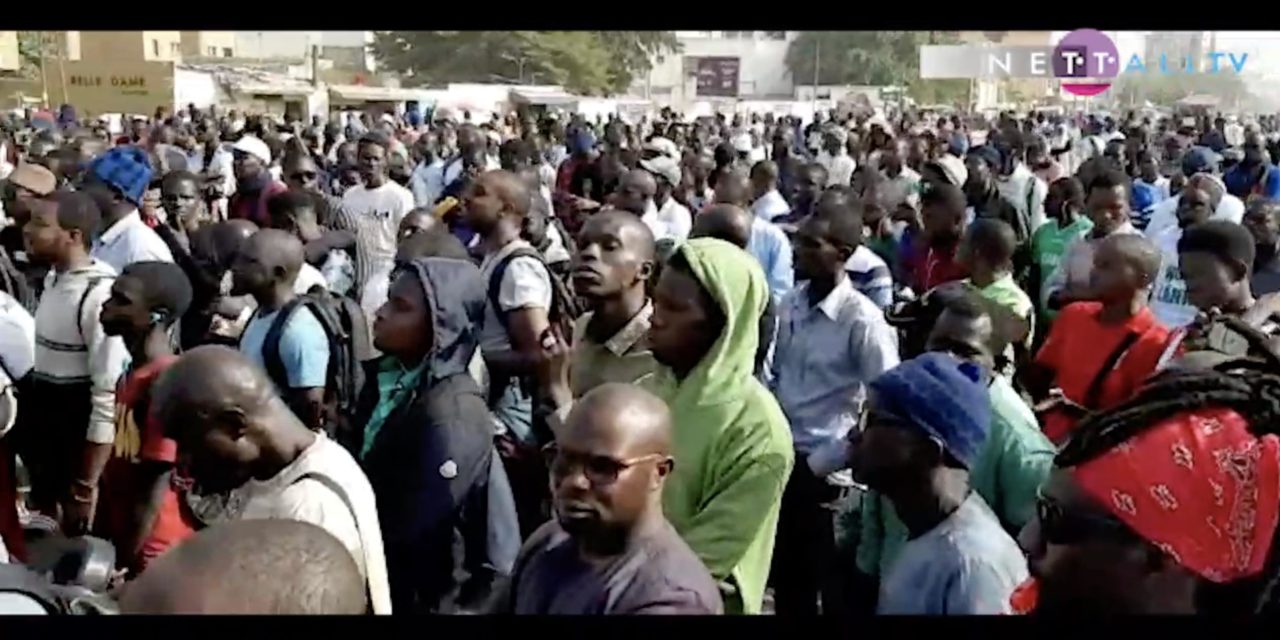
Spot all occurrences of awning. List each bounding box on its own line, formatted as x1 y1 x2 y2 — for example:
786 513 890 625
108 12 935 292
233 83 315 97
329 84 426 103
509 88 579 106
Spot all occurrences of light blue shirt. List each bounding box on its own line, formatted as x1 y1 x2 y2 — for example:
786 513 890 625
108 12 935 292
877 493 1029 615
90 210 174 274
770 277 899 456
238 305 330 388
747 217 794 304
409 159 445 208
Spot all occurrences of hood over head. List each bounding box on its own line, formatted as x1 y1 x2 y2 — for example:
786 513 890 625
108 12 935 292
399 257 486 381
665 237 768 406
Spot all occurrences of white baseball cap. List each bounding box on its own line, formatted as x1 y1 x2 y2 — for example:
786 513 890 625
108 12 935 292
232 135 271 164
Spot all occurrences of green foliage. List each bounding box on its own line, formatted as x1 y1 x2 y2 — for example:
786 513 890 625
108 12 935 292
787 31 968 106
369 31 680 96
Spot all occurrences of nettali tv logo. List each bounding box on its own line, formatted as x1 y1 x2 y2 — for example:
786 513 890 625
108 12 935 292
1046 29 1248 97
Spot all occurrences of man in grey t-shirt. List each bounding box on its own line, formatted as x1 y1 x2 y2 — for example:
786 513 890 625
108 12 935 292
497 384 722 615
852 353 1029 615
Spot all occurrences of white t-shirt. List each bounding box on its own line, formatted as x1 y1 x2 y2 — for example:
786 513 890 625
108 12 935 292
209 433 392 614
641 198 692 243
0 291 34 380
342 181 415 289
293 262 329 295
478 240 552 354
1149 226 1198 330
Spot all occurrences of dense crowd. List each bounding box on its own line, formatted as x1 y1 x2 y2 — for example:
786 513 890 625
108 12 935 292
1 100 1280 615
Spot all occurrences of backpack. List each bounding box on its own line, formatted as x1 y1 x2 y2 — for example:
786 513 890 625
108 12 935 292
486 246 581 348
261 291 373 442
486 247 582 445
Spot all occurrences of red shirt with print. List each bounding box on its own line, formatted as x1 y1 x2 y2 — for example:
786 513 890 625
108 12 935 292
94 356 196 574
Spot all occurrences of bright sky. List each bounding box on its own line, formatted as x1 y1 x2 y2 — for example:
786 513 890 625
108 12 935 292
1051 31 1280 78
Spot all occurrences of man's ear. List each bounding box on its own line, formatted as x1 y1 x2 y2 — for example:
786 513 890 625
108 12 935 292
653 456 675 490
637 259 655 283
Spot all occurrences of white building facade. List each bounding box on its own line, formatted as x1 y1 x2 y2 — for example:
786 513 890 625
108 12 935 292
632 31 796 109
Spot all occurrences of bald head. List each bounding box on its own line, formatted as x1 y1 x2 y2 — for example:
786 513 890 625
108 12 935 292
713 168 751 208
246 228 306 280
565 383 672 458
152 346 304 493
120 520 366 614
152 345 278 431
477 169 532 218
613 169 658 216
690 204 753 249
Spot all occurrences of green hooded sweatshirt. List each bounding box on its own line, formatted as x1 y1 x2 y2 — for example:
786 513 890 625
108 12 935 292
651 238 795 615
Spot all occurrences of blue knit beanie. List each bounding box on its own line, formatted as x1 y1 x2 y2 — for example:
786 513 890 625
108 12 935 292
868 352 991 469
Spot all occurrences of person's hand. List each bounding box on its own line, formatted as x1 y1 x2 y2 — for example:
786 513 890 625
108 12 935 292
535 325 573 411
572 195 602 213
1242 293 1280 329
61 482 97 536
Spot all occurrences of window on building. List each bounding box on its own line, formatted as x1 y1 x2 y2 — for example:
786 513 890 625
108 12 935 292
207 46 217 56
222 47 233 58
722 31 740 39
764 31 786 40
152 39 160 57
171 42 180 55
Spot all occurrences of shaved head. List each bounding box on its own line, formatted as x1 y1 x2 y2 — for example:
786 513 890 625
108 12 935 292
553 383 674 540
566 383 672 458
478 169 532 217
613 169 658 216
232 229 306 295
120 519 366 614
152 345 304 493
690 204 752 249
713 168 751 208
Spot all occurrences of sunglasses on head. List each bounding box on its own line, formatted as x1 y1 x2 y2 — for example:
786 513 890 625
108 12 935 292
1036 493 1137 545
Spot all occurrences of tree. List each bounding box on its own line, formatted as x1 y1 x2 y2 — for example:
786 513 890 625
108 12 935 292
786 31 968 107
369 31 679 96
15 31 61 79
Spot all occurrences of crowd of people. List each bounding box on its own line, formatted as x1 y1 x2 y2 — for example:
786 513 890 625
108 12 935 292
0 99 1280 615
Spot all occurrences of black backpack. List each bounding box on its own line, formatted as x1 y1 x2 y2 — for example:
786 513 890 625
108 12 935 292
487 246 582 349
486 247 582 445
260 291 373 442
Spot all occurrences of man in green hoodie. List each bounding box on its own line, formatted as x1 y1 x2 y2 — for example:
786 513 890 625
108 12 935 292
646 238 795 614
539 237 793 614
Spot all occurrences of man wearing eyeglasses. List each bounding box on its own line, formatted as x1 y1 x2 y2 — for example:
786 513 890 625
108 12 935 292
496 383 722 615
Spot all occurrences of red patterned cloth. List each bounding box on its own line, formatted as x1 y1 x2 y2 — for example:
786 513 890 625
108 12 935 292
1073 407 1280 582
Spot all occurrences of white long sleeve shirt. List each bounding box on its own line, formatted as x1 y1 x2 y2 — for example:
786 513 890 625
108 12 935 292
34 260 129 444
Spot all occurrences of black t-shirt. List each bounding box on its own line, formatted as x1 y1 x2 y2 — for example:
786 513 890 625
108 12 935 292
502 520 723 615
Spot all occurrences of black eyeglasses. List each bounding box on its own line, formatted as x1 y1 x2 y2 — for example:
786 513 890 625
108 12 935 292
542 444 664 486
1036 493 1137 545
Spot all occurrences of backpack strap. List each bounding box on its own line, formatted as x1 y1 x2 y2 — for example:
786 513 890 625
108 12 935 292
260 297 308 392
76 276 111 344
486 246 547 334
1081 330 1142 410
291 469 373 614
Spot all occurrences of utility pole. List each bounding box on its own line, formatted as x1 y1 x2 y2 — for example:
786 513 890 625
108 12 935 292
811 35 821 116
37 32 49 108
